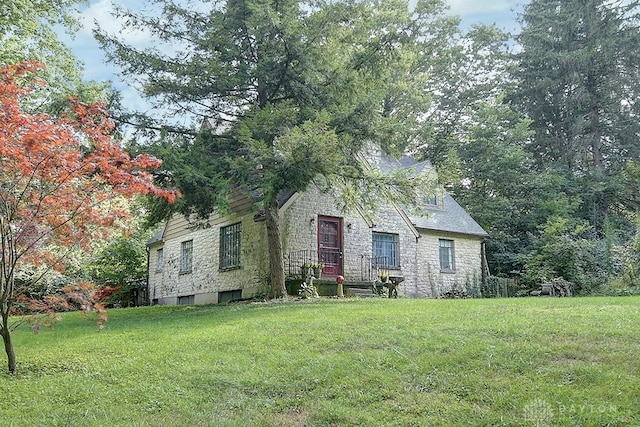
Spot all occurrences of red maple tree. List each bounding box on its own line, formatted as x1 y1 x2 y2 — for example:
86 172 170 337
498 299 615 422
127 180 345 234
0 61 178 374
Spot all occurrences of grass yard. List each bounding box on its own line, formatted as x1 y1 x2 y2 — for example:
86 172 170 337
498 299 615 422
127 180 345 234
1 296 639 426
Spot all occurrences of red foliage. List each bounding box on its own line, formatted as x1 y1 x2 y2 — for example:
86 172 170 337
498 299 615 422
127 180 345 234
13 283 110 333
95 285 122 302
0 61 178 265
0 61 179 334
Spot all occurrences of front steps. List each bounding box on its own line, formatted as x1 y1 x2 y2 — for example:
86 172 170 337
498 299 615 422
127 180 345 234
286 278 380 297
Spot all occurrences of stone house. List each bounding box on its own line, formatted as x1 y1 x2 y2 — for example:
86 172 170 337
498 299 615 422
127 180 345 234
147 147 488 304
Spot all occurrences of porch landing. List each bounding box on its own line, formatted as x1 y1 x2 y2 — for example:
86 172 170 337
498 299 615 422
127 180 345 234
285 279 377 297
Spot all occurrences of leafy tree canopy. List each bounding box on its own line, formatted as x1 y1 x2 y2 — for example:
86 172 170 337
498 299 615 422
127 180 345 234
96 0 477 295
0 62 177 373
0 0 110 107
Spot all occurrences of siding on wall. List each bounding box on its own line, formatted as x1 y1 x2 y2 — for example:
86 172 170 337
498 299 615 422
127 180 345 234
163 192 254 242
148 191 269 305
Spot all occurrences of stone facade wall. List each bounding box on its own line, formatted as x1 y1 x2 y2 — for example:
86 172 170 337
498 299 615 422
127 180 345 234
281 188 377 279
282 185 484 297
282 185 421 290
412 232 484 298
148 211 269 305
149 185 485 303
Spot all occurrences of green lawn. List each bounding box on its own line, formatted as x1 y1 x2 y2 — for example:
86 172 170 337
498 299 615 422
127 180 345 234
1 297 639 426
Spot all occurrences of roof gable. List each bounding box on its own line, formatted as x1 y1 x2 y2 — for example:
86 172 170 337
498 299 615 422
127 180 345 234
410 193 488 237
376 148 488 238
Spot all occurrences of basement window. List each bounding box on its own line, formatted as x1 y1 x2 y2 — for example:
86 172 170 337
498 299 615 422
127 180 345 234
218 289 242 304
177 295 195 305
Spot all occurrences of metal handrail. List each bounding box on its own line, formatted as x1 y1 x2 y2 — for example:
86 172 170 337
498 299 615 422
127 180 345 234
287 249 342 278
360 255 389 281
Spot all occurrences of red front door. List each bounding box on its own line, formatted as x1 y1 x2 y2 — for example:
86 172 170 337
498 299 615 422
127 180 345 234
318 216 343 277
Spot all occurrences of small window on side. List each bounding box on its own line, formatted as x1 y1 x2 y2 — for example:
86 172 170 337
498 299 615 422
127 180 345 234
180 240 193 274
439 239 455 272
220 223 242 270
155 248 164 272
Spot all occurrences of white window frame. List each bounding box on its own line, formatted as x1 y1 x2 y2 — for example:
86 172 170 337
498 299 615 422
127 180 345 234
439 239 455 272
155 248 164 272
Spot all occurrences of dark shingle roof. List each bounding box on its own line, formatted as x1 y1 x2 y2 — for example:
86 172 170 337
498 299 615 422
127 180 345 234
380 153 432 174
409 193 488 237
380 151 488 238
147 227 165 246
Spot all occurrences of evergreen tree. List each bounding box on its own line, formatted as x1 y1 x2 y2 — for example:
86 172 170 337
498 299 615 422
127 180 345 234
510 0 640 229
96 0 451 296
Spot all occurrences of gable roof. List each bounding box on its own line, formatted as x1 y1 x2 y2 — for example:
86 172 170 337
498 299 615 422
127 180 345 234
379 151 488 238
409 193 488 237
147 226 166 246
380 153 432 174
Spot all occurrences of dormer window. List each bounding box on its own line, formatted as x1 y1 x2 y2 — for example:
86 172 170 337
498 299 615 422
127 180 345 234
424 193 443 209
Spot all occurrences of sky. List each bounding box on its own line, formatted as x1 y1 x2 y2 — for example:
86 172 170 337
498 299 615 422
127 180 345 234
60 0 526 115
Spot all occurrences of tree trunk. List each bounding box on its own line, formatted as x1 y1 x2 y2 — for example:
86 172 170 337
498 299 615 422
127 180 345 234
1 319 16 374
587 73 605 170
264 193 287 298
1 217 17 374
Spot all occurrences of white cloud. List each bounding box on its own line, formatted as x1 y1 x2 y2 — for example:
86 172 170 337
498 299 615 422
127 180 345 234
443 0 525 32
78 0 156 47
77 0 115 35
445 0 522 16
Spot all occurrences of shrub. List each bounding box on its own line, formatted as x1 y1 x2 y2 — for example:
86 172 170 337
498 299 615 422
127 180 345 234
440 286 468 299
522 216 609 294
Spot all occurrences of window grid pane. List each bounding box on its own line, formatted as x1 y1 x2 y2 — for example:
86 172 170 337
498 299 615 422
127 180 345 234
439 239 455 271
372 232 399 268
156 248 164 272
220 223 242 269
180 240 193 273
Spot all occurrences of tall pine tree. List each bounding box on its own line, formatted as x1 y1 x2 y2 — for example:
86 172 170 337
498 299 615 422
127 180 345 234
511 0 640 228
96 0 449 296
